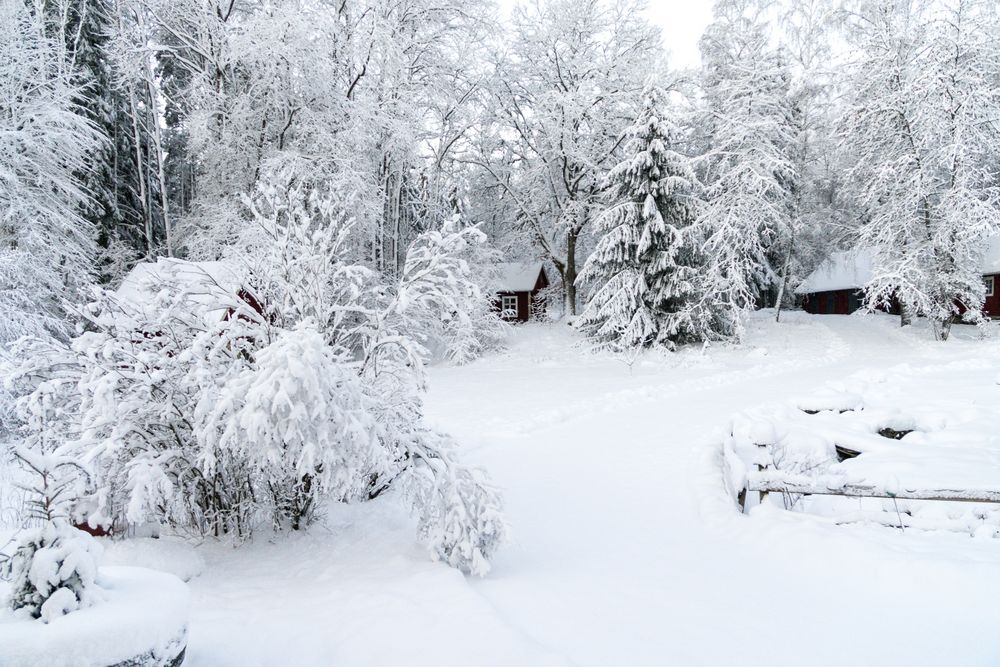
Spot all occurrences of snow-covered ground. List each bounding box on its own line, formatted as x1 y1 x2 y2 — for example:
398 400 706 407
7 311 1000 666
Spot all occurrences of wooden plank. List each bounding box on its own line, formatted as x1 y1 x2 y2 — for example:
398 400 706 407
748 471 1000 504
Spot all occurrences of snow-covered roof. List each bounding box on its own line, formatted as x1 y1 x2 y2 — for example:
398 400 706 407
115 257 244 325
797 238 1000 295
979 236 1000 274
496 262 545 292
794 250 874 294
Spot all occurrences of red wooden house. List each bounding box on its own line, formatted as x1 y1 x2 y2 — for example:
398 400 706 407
797 245 1000 317
495 262 549 322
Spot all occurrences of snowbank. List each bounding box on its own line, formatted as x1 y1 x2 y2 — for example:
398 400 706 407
101 537 205 582
725 354 1000 533
0 566 189 667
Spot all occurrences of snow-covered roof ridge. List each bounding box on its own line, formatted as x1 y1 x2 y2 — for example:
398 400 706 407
117 257 243 301
794 250 874 294
797 238 1000 294
114 257 245 325
496 262 545 292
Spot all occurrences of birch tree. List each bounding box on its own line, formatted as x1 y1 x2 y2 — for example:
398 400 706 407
0 1 100 345
841 0 1000 339
472 0 661 316
696 0 798 337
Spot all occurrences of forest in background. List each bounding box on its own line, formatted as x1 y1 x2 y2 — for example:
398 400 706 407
1 0 1000 623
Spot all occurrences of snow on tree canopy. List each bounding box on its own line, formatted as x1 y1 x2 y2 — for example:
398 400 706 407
496 263 545 292
114 258 245 326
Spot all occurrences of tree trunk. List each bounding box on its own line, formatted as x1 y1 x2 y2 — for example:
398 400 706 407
144 67 172 257
774 234 794 323
126 84 152 259
899 300 913 327
564 230 578 316
933 316 952 341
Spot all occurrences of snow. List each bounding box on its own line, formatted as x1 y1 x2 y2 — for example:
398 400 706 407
496 262 545 292
0 566 189 667
10 311 1000 666
100 538 205 582
115 257 244 326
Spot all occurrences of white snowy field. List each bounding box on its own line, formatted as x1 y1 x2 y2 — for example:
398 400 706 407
7 311 1000 666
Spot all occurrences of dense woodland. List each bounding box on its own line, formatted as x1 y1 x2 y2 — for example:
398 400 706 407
1 0 1000 621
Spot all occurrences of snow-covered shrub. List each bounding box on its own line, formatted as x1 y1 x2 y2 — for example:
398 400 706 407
400 432 508 576
0 447 103 622
197 322 392 529
4 176 508 574
390 218 507 365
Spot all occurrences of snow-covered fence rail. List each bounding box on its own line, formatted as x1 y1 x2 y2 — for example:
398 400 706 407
746 470 1000 505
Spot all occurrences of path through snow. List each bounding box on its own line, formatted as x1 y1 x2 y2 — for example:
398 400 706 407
176 312 1000 666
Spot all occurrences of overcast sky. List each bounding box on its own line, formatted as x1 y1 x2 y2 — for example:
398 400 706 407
645 1 714 68
497 1 714 69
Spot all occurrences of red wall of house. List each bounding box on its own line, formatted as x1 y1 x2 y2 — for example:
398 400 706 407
496 291 537 322
802 289 859 315
984 274 1000 317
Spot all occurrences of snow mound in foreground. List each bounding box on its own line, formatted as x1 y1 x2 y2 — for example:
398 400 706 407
0 566 189 667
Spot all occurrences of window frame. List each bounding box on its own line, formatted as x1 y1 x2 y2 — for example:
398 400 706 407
501 294 519 317
986 276 995 298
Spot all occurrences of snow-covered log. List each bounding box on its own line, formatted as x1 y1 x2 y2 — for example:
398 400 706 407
747 470 1000 504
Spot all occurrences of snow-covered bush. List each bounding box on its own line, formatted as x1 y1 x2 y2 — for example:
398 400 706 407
0 447 103 622
197 322 393 529
4 176 508 575
401 432 507 576
393 218 508 364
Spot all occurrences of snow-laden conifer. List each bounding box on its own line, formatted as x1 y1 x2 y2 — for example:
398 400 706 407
1 446 103 622
578 86 705 350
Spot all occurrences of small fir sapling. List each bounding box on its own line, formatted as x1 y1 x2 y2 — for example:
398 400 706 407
0 446 104 622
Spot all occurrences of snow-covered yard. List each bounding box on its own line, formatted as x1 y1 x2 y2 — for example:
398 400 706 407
77 312 997 667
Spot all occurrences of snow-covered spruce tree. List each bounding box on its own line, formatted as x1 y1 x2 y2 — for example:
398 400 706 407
0 1 100 345
577 86 707 351
696 0 798 339
1 446 103 622
841 0 1000 339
